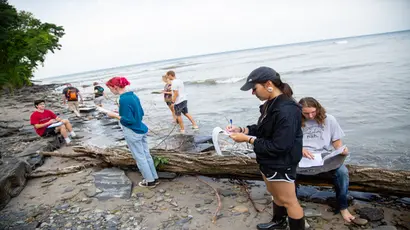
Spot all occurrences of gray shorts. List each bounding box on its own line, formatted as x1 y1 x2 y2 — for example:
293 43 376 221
174 100 188 116
94 96 105 105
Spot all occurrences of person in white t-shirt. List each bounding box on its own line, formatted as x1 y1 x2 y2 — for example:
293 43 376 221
166 70 199 133
299 97 357 223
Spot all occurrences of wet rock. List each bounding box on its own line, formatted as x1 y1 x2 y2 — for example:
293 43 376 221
158 172 177 179
219 189 237 197
92 168 132 200
356 207 384 221
349 191 381 202
309 191 335 204
64 187 75 193
399 197 410 205
42 177 57 184
155 196 164 202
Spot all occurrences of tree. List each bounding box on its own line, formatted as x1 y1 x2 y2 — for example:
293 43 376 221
0 0 64 91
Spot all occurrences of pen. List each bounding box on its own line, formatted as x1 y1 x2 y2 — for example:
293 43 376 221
230 119 233 128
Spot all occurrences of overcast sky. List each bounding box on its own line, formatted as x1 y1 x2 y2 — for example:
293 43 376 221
9 0 410 79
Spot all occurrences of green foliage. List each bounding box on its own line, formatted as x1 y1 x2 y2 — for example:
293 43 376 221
153 156 169 169
0 0 65 91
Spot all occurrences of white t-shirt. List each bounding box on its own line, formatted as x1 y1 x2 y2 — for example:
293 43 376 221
171 78 187 104
302 114 345 155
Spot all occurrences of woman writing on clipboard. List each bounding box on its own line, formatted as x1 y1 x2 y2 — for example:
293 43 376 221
227 67 305 230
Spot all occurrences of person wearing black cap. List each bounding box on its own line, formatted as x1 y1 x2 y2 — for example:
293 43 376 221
228 66 305 230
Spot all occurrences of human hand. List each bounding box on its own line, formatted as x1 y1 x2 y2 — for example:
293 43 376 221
341 146 349 155
226 125 241 133
107 111 119 119
48 119 57 124
229 133 249 143
302 148 315 160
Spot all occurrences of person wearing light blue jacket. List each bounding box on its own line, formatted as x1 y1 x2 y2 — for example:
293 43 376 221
106 76 159 188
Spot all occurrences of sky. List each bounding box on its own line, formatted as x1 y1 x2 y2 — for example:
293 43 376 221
8 0 410 79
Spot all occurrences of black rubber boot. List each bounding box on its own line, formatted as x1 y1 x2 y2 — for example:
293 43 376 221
288 216 305 230
256 202 288 230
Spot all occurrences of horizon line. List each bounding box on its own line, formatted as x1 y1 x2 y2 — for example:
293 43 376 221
37 29 410 80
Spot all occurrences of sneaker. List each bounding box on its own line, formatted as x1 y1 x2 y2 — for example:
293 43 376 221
71 135 84 139
192 125 199 130
179 129 185 134
154 179 160 185
138 179 156 188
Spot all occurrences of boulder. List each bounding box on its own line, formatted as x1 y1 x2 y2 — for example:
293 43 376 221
0 157 31 209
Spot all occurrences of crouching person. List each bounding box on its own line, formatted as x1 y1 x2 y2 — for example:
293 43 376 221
30 99 78 144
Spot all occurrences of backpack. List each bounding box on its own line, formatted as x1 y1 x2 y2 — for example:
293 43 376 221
66 88 78 101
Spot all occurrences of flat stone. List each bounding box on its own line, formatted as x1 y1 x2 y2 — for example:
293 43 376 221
155 196 164 202
158 189 166 194
64 187 75 193
204 199 213 204
399 197 410 205
93 168 132 200
304 208 322 217
349 191 381 202
352 217 368 226
236 197 248 203
219 189 237 197
232 205 249 213
356 207 384 221
158 172 177 179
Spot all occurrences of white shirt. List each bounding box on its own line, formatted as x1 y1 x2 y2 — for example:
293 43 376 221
171 78 187 104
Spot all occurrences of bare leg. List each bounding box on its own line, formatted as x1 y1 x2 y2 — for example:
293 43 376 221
183 113 197 127
61 119 73 132
56 125 68 138
176 115 184 131
263 176 304 219
168 104 177 122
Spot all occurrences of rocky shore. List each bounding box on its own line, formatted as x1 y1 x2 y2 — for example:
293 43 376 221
0 85 409 230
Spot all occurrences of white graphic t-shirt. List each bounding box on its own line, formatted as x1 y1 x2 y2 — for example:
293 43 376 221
302 114 345 155
171 78 187 104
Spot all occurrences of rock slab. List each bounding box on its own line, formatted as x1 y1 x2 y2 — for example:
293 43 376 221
92 168 132 200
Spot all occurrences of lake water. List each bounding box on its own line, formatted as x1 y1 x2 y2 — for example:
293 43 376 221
41 31 410 170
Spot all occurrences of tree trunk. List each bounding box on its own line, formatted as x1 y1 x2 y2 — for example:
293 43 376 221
39 146 410 196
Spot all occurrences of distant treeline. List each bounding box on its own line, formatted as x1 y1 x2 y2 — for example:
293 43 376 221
0 0 64 91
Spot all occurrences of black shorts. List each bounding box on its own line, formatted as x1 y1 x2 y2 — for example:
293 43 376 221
174 100 188 116
42 128 57 137
260 165 296 183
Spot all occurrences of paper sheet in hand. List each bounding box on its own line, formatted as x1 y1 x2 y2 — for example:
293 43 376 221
96 107 119 116
212 127 230 156
298 153 323 168
298 145 346 168
47 122 63 128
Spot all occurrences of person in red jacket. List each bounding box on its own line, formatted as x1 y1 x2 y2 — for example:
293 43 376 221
30 99 77 144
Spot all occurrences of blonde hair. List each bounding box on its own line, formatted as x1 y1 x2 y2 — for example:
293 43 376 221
162 75 168 83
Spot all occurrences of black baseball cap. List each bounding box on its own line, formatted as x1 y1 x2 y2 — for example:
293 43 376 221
240 66 281 91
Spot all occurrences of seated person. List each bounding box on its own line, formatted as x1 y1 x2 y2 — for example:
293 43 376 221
299 97 354 222
30 99 77 144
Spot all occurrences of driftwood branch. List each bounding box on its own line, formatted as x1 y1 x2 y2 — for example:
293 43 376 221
33 146 410 196
28 161 107 178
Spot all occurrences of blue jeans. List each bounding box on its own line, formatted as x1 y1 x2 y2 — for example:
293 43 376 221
123 127 158 182
333 164 349 210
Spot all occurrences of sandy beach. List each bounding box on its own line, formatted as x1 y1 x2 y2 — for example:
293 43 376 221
0 85 409 230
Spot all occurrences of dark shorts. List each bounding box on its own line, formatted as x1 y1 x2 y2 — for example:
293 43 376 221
260 165 296 183
174 100 188 116
42 128 57 137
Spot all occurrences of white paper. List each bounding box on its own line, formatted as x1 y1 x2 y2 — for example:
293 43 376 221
96 107 119 116
298 153 323 168
322 145 346 162
47 122 63 128
212 127 230 156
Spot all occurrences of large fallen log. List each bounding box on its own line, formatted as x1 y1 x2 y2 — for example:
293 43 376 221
40 146 410 196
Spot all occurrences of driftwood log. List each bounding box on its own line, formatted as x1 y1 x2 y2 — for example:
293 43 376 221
38 146 410 196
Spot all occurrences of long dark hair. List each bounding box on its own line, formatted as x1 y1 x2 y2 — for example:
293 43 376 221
271 74 294 99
